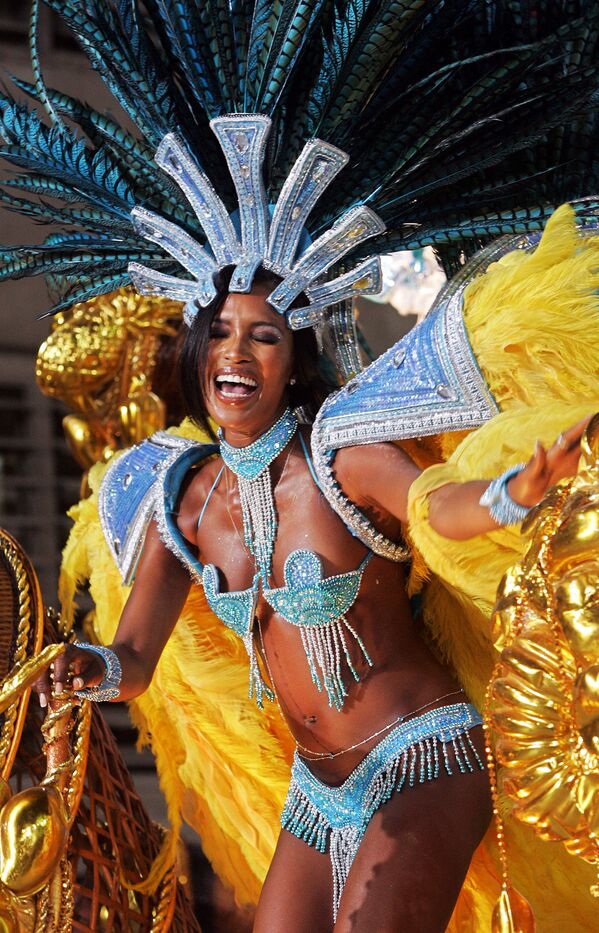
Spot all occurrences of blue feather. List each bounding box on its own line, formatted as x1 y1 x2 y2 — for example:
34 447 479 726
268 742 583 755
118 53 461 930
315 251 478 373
0 98 134 218
43 0 178 146
38 273 134 317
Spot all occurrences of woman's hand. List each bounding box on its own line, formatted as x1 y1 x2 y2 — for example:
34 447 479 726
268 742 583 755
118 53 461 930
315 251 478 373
32 644 106 708
508 416 591 508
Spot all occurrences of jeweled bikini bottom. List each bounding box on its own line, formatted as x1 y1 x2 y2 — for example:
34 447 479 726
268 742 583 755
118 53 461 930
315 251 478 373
280 702 484 919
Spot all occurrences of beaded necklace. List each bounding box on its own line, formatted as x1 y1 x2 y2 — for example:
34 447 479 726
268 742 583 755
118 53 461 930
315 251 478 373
224 438 295 556
219 408 297 578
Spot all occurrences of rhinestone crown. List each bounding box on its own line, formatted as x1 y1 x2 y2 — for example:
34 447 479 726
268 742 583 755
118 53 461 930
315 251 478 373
128 115 385 329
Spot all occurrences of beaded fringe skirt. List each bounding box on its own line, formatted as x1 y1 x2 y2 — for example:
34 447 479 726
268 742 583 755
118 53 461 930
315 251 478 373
280 702 484 919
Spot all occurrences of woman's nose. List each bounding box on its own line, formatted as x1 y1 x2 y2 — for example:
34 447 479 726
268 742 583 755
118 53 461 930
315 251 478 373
223 330 251 361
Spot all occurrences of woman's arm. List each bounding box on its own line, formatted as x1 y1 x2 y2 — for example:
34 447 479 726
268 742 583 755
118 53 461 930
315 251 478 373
334 417 588 541
35 521 192 704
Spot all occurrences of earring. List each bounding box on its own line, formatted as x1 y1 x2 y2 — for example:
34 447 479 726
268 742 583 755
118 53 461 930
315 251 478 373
289 376 297 386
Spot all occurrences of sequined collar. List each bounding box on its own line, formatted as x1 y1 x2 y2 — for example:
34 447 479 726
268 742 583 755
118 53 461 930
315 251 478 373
218 408 298 480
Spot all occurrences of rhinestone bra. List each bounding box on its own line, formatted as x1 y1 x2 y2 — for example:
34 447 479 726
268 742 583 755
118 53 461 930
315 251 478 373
198 475 374 710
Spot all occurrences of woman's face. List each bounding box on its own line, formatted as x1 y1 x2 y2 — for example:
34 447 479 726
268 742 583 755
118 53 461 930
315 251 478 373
204 283 294 443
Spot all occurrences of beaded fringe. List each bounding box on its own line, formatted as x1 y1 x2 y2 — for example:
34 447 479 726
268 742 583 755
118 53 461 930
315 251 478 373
299 614 373 710
281 728 484 920
238 470 277 576
243 634 273 709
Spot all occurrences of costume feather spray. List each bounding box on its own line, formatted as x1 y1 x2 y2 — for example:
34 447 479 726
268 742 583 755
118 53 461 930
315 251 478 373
2 0 599 307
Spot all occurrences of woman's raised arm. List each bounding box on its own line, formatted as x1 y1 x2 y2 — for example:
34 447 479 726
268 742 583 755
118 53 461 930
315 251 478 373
334 417 588 542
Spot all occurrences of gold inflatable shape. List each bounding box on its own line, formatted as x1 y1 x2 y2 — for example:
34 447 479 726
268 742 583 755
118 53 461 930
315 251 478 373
36 287 182 471
490 413 599 873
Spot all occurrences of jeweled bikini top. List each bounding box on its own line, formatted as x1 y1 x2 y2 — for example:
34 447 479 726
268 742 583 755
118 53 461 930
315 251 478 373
198 410 373 710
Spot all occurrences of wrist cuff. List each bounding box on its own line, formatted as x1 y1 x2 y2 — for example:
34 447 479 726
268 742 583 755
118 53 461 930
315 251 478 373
479 463 530 526
73 642 122 702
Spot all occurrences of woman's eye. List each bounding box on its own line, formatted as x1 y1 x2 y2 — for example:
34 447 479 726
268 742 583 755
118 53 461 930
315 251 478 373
253 331 280 344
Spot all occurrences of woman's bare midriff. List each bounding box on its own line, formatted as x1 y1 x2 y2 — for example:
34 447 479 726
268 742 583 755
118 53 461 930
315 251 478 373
178 432 463 785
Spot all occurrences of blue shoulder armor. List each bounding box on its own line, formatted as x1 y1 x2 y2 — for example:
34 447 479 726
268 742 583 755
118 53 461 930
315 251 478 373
314 290 497 451
311 289 498 560
98 431 218 584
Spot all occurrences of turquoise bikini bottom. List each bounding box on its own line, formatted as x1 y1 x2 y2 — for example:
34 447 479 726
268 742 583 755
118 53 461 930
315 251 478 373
280 702 484 919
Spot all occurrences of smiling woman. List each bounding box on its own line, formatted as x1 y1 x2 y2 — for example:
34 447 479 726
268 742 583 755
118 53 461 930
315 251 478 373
5 2 599 930
178 267 331 441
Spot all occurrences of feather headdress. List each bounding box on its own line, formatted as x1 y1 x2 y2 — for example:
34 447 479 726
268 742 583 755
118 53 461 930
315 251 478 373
2 1 599 372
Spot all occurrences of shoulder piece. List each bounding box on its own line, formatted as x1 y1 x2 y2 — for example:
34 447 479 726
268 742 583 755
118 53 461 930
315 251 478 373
311 288 498 561
315 288 497 448
99 431 218 585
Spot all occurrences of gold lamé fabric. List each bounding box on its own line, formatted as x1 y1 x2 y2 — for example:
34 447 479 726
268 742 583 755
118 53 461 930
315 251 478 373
490 414 599 875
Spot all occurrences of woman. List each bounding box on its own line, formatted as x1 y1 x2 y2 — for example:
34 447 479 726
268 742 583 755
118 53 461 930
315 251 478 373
34 266 586 932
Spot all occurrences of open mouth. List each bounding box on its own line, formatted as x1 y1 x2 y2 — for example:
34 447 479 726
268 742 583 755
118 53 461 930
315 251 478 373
214 372 259 401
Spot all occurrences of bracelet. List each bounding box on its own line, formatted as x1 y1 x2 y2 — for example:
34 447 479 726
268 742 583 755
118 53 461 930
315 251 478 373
73 642 122 702
479 463 530 526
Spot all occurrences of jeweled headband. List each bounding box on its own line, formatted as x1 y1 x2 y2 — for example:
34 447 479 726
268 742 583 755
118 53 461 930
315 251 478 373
128 114 385 330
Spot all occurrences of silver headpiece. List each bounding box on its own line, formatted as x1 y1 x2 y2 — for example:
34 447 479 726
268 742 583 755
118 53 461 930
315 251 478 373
128 115 385 329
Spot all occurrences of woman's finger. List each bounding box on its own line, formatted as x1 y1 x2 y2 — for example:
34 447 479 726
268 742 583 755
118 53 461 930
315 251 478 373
48 646 104 696
69 650 105 691
30 645 105 707
527 440 548 478
553 416 593 452
52 651 71 695
32 669 52 708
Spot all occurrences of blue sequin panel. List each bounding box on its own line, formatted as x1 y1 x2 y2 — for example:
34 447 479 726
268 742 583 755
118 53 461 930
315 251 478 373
263 549 368 627
202 564 257 638
313 289 498 451
98 433 217 584
99 438 169 579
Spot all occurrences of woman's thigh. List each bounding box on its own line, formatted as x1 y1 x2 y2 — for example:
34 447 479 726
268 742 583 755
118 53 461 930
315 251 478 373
335 726 492 933
254 827 334 933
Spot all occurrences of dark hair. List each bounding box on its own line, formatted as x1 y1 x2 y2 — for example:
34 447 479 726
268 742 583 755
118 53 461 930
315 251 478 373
178 267 333 438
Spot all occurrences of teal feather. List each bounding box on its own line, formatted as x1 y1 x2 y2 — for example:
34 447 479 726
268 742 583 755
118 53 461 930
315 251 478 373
0 245 170 281
10 79 201 228
0 98 134 215
12 79 157 174
0 187 143 239
306 0 382 135
1 0 599 309
198 1 238 112
245 0 284 109
38 273 135 317
43 0 177 145
250 0 326 113
29 0 65 131
143 0 223 115
231 0 250 104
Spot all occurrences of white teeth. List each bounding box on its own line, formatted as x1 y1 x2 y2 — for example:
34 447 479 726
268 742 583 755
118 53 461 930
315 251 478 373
215 373 257 387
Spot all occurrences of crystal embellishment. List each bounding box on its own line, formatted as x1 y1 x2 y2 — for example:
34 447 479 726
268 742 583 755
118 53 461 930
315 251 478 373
263 550 373 710
218 408 297 482
281 703 483 920
128 116 385 330
219 409 298 577
233 131 250 152
311 288 499 560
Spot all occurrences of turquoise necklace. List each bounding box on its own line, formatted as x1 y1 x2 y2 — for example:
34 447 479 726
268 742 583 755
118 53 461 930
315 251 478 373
218 408 297 577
